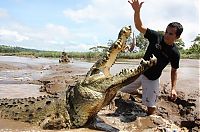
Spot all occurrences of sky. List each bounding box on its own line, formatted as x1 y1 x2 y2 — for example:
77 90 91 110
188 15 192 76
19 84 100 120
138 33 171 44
0 0 199 52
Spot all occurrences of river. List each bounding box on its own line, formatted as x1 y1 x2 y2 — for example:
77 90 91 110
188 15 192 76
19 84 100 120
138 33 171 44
0 56 199 131
0 56 199 97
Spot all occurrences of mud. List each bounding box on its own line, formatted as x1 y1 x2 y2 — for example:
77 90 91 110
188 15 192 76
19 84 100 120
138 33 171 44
0 56 199 131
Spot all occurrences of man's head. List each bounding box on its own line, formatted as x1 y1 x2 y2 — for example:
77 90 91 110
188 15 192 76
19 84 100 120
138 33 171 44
164 22 183 45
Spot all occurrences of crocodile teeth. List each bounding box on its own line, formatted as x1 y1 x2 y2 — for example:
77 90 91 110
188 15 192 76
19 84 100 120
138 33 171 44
122 69 129 74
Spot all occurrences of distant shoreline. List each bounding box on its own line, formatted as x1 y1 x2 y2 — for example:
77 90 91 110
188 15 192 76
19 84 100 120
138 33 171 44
0 44 199 59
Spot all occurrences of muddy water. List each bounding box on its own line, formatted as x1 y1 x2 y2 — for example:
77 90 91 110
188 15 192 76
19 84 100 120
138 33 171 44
0 56 199 131
0 56 58 99
0 84 47 98
161 59 200 98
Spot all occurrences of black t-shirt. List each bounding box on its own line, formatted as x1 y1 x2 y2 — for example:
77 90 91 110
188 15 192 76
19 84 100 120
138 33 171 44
143 28 180 80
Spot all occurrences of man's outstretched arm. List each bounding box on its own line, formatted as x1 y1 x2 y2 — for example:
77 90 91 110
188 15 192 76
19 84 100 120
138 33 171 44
128 0 147 34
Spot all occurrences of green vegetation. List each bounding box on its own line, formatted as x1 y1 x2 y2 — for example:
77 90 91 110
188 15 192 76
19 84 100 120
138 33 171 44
0 34 199 59
0 45 61 58
179 34 200 59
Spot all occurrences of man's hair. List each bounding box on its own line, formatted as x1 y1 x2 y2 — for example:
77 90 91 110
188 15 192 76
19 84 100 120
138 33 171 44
168 22 183 37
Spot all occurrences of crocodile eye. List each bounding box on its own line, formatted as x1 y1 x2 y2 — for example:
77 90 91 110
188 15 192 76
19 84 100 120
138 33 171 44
46 101 51 105
29 113 34 118
37 107 42 111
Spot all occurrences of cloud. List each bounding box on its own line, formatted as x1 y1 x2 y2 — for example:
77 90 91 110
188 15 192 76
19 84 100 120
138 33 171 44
0 24 67 49
63 0 133 50
0 0 198 51
63 0 199 49
38 24 94 51
63 0 131 24
0 8 9 18
140 0 199 47
0 29 29 43
62 41 94 52
63 5 97 23
42 24 72 42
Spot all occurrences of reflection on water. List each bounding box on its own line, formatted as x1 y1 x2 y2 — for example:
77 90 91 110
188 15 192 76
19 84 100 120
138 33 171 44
0 56 58 64
69 60 93 69
0 70 51 84
0 84 46 98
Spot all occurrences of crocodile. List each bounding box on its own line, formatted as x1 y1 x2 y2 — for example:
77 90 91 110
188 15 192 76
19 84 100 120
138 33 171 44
85 25 132 78
0 55 157 131
0 25 157 131
59 51 70 63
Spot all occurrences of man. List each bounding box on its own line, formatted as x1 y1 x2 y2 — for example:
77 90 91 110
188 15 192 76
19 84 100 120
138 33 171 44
121 0 183 115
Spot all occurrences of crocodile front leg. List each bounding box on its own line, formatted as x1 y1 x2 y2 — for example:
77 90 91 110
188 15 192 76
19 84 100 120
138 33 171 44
87 115 120 132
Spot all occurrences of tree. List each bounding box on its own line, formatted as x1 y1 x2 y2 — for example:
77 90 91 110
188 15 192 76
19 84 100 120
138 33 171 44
175 38 185 50
89 45 108 52
192 34 200 42
135 33 149 51
188 34 200 53
157 30 164 35
89 46 99 52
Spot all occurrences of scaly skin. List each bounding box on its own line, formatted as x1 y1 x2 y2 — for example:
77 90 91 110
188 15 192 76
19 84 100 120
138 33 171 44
0 94 71 129
0 25 157 130
59 52 70 63
67 55 157 127
0 55 157 130
85 25 132 77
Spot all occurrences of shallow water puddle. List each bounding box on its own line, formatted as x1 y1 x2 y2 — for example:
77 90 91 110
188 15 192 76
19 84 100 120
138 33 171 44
0 84 46 98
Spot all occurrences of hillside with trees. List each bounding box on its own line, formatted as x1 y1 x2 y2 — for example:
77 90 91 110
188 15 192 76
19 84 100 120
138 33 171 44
0 34 199 59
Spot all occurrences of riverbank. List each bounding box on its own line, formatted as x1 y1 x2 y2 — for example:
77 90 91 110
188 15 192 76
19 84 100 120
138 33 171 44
0 56 199 131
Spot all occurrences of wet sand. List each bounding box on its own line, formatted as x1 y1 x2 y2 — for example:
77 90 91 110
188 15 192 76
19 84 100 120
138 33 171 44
161 59 199 94
0 56 199 131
